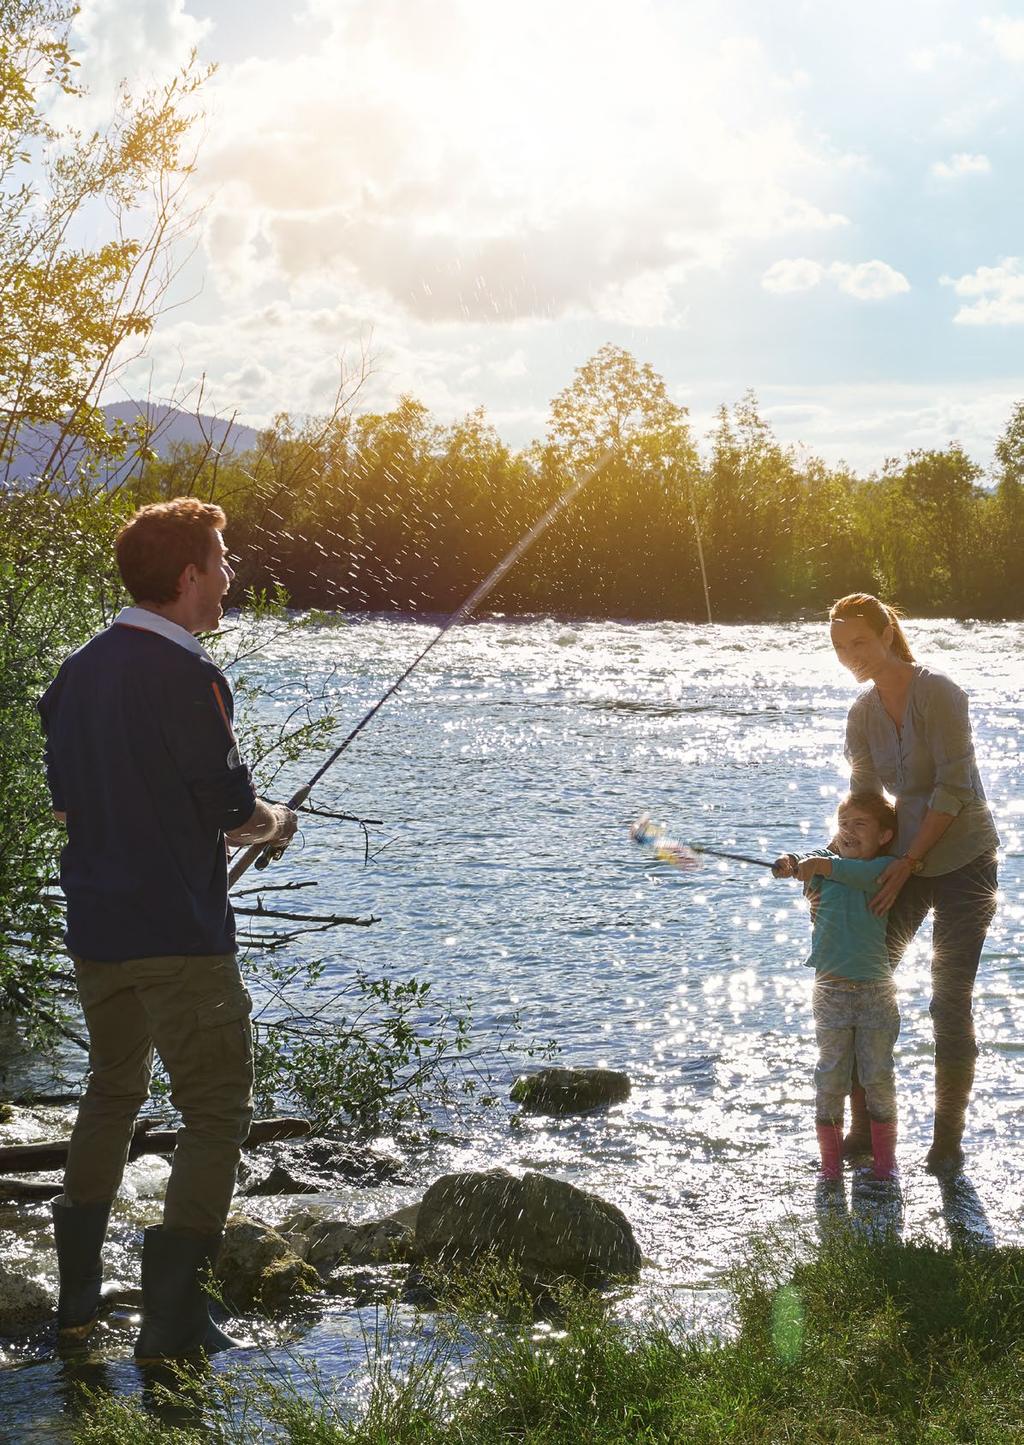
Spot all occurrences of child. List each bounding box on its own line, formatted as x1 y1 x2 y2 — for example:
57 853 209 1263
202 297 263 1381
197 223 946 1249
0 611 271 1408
774 792 900 1182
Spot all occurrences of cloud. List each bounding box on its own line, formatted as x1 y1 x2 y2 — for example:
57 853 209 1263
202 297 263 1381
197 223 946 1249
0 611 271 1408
982 15 1024 62
942 259 1024 324
909 41 965 72
57 0 211 125
188 0 851 326
761 258 826 294
831 261 910 300
930 152 991 179
761 258 909 300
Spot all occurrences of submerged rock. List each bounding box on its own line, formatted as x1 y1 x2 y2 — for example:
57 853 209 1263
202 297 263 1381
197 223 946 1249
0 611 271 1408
243 1164 320 1198
412 1169 640 1287
215 1216 320 1315
281 1203 421 1275
0 1264 53 1336
510 1066 631 1115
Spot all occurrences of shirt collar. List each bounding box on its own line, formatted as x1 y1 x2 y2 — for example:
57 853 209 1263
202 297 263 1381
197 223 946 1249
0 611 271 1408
112 606 213 661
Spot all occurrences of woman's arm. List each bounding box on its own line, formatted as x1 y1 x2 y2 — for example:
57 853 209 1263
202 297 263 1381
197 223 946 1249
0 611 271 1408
845 704 884 795
868 808 956 915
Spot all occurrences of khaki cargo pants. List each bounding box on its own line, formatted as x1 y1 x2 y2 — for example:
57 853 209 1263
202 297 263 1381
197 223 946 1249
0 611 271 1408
64 953 254 1235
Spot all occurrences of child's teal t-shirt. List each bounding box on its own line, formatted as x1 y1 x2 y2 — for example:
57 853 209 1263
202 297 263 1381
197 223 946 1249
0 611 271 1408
802 851 895 981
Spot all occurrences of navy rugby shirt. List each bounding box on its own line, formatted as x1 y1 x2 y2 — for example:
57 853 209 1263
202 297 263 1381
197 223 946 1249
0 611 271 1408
38 610 257 962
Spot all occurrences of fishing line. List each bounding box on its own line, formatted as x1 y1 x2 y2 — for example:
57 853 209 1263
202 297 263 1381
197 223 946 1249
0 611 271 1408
228 449 615 887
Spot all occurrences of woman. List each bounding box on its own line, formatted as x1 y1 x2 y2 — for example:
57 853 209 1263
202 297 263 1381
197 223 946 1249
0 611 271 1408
829 593 999 1175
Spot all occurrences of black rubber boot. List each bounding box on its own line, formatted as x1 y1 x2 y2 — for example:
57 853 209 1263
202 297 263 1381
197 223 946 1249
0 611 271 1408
925 1056 974 1176
134 1225 240 1362
51 1195 112 1340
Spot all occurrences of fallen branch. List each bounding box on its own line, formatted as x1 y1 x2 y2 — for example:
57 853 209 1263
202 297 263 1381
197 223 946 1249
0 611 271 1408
0 1115 311 1176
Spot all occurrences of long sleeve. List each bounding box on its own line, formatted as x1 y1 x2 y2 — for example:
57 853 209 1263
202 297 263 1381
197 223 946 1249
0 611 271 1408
158 665 257 834
925 677 977 816
844 702 883 795
828 856 891 892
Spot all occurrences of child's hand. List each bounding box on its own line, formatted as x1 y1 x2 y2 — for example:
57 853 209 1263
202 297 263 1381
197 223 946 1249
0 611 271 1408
771 853 799 878
796 856 830 883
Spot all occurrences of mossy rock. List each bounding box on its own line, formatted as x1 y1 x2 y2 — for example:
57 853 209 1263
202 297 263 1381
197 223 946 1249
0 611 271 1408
510 1067 631 1115
413 1168 640 1288
215 1216 320 1315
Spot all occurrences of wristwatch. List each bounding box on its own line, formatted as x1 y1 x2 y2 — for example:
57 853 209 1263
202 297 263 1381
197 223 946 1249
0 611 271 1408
902 854 924 875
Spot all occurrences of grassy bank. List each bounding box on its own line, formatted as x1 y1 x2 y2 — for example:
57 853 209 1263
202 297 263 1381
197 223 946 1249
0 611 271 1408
72 1230 1024 1444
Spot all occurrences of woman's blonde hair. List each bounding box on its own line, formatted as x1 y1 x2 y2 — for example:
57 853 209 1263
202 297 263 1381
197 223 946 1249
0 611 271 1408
829 593 914 663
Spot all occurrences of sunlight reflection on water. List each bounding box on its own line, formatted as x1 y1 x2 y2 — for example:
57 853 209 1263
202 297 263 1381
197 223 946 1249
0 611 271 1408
245 618 1024 1317
2 619 1022 1427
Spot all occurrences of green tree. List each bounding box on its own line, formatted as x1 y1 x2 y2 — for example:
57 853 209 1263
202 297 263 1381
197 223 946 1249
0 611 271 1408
0 0 210 1051
0 0 210 482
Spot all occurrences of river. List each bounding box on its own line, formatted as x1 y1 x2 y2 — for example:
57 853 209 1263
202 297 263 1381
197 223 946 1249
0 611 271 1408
2 617 1022 1438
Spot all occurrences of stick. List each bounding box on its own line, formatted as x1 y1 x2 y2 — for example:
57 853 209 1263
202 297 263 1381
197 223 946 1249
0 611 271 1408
228 449 614 887
0 1116 311 1176
690 844 778 869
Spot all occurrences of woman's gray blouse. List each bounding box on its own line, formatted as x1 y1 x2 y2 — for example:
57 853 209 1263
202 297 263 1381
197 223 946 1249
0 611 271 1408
845 665 999 877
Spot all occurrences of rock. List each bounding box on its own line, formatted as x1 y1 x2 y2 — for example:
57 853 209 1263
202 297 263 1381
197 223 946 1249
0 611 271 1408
243 1164 320 1197
413 1170 640 1288
271 1137 408 1187
510 1067 631 1115
215 1216 320 1315
0 1263 53 1336
285 1203 421 1275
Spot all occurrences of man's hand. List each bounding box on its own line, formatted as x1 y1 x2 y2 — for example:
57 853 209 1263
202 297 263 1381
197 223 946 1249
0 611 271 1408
869 856 913 915
225 799 299 848
796 856 831 883
772 853 799 878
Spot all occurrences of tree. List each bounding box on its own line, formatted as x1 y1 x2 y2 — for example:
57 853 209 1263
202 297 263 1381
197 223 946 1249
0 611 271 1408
0 0 211 484
0 0 210 1051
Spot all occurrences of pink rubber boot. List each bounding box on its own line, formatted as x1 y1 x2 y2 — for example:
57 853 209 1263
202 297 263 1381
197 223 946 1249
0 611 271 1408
816 1122 844 1182
870 1120 898 1181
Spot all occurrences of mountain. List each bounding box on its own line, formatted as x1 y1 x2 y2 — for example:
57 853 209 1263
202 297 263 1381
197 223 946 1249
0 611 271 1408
5 402 261 485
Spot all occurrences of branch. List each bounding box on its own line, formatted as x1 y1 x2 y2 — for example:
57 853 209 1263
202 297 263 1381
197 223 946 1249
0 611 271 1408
0 1115 311 1176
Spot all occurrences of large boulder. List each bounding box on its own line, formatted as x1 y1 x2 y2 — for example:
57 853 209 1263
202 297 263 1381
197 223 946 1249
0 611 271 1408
215 1216 320 1315
510 1067 631 1115
412 1169 640 1287
0 1264 53 1336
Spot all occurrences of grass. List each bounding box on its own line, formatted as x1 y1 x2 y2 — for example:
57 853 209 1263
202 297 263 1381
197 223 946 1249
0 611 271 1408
71 1230 1024 1444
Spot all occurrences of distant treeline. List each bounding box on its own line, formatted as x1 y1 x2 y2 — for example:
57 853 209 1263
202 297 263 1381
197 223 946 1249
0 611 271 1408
127 346 1024 621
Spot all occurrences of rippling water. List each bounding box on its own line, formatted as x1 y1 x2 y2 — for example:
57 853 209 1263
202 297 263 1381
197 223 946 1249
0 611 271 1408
3 618 1022 1435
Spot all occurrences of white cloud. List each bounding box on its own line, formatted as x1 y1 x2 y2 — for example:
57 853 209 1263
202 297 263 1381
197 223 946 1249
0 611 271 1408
909 41 965 72
57 0 211 125
830 260 910 300
188 0 851 327
761 258 909 300
930 152 992 179
942 259 1024 325
761 258 825 293
982 15 1024 62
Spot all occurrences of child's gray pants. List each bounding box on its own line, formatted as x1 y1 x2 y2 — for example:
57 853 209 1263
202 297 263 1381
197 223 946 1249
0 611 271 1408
813 977 899 1125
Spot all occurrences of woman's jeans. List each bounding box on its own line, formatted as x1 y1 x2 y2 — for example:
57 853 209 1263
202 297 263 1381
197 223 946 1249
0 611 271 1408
886 851 999 1071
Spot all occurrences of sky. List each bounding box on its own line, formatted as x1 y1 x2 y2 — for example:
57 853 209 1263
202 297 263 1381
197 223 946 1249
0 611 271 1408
67 0 1024 472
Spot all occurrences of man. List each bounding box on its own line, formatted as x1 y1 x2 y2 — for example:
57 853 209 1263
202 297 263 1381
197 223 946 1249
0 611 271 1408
38 497 297 1360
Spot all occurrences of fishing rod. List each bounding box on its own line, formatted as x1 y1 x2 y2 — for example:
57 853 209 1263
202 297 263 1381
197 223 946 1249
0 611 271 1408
629 815 784 873
228 449 615 887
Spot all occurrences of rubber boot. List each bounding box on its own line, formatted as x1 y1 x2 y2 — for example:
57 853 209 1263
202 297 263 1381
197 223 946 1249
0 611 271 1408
869 1119 898 1181
51 1195 112 1340
816 1122 843 1182
925 1056 974 1176
134 1225 239 1362
842 1083 872 1161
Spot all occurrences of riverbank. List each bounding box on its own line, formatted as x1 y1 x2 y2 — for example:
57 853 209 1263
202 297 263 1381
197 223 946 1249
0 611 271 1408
70 1228 1024 1443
